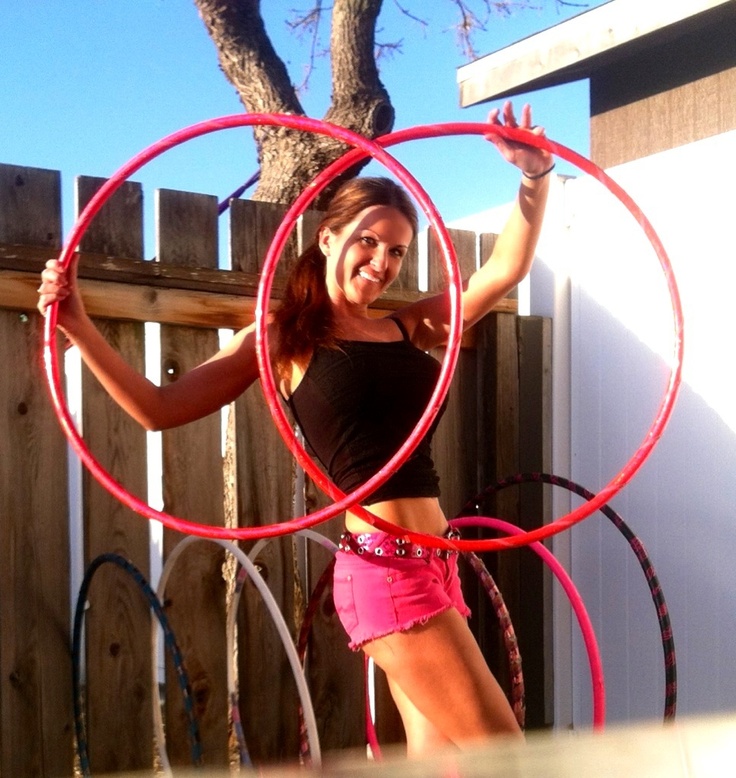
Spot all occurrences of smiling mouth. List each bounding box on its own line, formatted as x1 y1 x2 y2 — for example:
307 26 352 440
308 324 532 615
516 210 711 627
358 269 382 284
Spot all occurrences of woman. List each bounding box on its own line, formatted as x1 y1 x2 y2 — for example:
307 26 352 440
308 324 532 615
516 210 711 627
38 101 552 756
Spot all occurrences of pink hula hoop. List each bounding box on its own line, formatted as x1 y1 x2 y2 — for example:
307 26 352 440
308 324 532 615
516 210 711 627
256 122 683 551
43 113 463 540
452 516 606 729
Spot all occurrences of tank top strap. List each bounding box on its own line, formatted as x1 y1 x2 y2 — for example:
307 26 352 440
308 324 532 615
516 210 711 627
389 315 411 342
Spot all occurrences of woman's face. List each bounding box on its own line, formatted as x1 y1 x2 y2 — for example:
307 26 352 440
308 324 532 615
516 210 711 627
319 205 413 309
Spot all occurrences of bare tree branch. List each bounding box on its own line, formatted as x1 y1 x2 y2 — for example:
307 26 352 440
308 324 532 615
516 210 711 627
286 1 330 93
375 38 404 62
447 0 545 60
372 0 431 63
194 0 302 115
390 0 429 31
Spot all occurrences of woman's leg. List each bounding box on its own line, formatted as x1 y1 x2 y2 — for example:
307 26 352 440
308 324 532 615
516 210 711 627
362 607 521 754
384 674 452 757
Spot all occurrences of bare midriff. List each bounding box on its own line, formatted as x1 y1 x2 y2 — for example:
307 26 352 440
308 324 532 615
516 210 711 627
345 496 450 537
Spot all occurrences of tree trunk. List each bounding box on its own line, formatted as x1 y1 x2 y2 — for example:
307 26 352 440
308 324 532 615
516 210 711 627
193 0 394 207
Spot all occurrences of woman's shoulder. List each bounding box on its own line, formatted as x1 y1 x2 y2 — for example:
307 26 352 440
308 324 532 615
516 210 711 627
390 294 450 351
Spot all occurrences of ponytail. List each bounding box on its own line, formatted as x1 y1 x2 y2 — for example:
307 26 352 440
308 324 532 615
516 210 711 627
273 243 335 373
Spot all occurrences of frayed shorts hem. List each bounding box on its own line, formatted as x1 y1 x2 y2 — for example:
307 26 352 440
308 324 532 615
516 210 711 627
333 544 471 651
347 603 459 652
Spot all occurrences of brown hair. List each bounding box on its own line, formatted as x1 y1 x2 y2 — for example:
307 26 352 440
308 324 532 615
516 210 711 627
273 177 418 374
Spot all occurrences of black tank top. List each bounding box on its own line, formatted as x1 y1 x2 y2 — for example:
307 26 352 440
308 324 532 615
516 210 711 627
287 318 445 506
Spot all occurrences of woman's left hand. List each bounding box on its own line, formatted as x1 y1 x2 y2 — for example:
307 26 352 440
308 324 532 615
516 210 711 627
484 101 553 178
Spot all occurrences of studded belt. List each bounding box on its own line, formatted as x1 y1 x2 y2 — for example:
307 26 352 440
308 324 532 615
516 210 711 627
338 527 461 559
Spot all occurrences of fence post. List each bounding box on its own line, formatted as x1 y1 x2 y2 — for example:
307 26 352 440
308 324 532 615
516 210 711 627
295 209 369 755
516 315 553 727
230 199 305 761
76 175 153 773
0 163 73 777
156 188 230 767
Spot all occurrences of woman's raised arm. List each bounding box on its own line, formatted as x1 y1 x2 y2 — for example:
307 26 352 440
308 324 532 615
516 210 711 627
395 101 553 351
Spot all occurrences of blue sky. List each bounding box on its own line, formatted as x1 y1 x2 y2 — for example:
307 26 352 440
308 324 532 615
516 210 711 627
1 0 607 238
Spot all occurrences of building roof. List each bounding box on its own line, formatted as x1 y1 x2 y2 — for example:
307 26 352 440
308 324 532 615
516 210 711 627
457 0 736 106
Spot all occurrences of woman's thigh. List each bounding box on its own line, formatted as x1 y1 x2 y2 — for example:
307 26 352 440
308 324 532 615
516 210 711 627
363 608 522 745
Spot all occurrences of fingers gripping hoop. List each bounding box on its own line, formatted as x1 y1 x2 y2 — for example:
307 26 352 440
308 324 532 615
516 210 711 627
44 116 683 551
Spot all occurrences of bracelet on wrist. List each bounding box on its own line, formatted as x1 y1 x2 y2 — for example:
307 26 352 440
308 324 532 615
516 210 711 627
522 162 556 180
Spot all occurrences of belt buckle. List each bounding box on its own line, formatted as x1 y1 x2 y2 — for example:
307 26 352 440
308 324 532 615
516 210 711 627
437 528 460 559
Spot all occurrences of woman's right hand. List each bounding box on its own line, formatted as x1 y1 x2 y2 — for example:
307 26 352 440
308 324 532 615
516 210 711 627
37 258 86 332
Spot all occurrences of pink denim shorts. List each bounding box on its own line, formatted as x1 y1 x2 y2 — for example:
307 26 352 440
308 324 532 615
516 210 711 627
332 532 471 650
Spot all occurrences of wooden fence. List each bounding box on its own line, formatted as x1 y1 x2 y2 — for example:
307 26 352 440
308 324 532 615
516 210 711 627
0 162 551 776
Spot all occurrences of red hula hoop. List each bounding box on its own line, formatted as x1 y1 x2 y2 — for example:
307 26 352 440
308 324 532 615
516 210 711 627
44 115 684 551
43 113 463 540
256 122 684 551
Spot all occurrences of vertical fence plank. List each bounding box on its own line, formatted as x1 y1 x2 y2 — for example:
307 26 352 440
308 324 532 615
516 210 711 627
300 460 368 748
428 227 481 517
371 227 484 746
76 176 153 773
474 312 521 681
430 227 525 705
468 232 519 675
0 163 73 777
516 315 553 729
0 164 62 248
230 198 302 762
156 189 230 767
392 231 419 294
234 385 302 762
296 208 367 754
230 199 289 275
303 522 365 755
